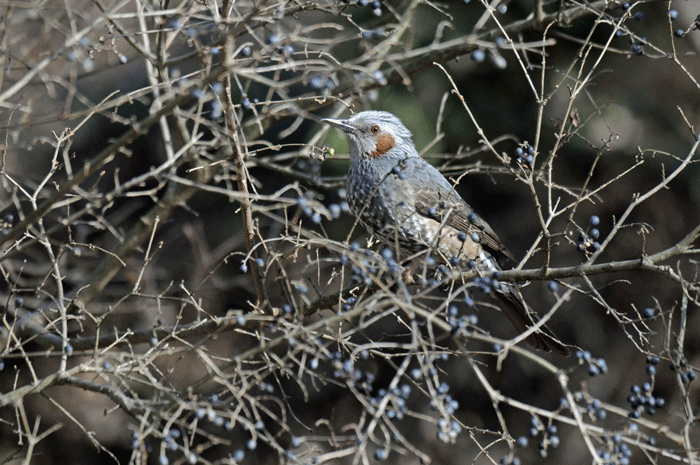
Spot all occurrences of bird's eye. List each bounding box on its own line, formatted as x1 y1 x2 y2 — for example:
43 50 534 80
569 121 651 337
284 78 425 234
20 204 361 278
370 125 379 134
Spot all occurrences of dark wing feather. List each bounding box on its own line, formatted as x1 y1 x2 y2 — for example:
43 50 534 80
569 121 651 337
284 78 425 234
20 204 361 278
413 187 515 263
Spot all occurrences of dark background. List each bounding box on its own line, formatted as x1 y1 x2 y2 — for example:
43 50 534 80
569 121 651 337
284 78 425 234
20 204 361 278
0 0 698 464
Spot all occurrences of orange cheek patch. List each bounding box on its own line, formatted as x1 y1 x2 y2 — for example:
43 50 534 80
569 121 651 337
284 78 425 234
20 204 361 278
369 133 395 158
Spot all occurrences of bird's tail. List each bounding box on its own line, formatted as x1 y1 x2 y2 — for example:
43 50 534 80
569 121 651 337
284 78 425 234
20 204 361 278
495 285 570 356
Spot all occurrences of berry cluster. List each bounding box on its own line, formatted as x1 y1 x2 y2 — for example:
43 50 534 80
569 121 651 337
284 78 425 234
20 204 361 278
575 349 609 377
345 243 402 286
669 357 697 384
594 433 634 465
515 144 535 168
310 74 336 90
354 0 383 16
1 213 14 235
525 417 560 459
574 391 608 421
577 215 602 252
134 411 266 465
626 381 664 419
446 304 479 336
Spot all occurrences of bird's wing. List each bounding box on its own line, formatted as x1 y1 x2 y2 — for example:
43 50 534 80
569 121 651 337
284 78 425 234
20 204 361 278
410 183 515 263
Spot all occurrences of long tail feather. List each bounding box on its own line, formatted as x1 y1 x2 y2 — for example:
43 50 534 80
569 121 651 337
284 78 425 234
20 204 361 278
495 285 570 356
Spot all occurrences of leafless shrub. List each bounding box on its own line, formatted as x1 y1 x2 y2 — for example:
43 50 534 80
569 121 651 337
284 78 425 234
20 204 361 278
0 0 698 464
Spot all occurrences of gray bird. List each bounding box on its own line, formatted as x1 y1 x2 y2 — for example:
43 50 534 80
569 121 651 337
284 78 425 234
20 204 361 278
322 110 569 356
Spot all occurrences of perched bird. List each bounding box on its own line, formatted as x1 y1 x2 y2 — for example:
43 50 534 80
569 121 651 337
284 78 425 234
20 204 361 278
322 110 569 356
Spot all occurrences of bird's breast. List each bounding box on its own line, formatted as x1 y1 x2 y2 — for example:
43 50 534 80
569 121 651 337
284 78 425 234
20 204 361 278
347 162 394 229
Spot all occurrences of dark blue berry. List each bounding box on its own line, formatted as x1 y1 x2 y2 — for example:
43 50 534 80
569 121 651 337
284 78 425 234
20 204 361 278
381 248 393 260
471 49 485 62
374 448 388 460
642 307 655 319
598 359 608 374
669 10 678 20
311 75 325 88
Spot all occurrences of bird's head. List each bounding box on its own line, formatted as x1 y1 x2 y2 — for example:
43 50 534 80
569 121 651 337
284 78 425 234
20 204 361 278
322 111 414 161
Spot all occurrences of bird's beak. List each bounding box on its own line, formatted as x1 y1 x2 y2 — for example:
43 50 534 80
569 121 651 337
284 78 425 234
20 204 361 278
321 117 356 135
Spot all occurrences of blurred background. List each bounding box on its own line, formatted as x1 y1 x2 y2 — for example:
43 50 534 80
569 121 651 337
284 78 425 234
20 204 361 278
0 0 698 464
